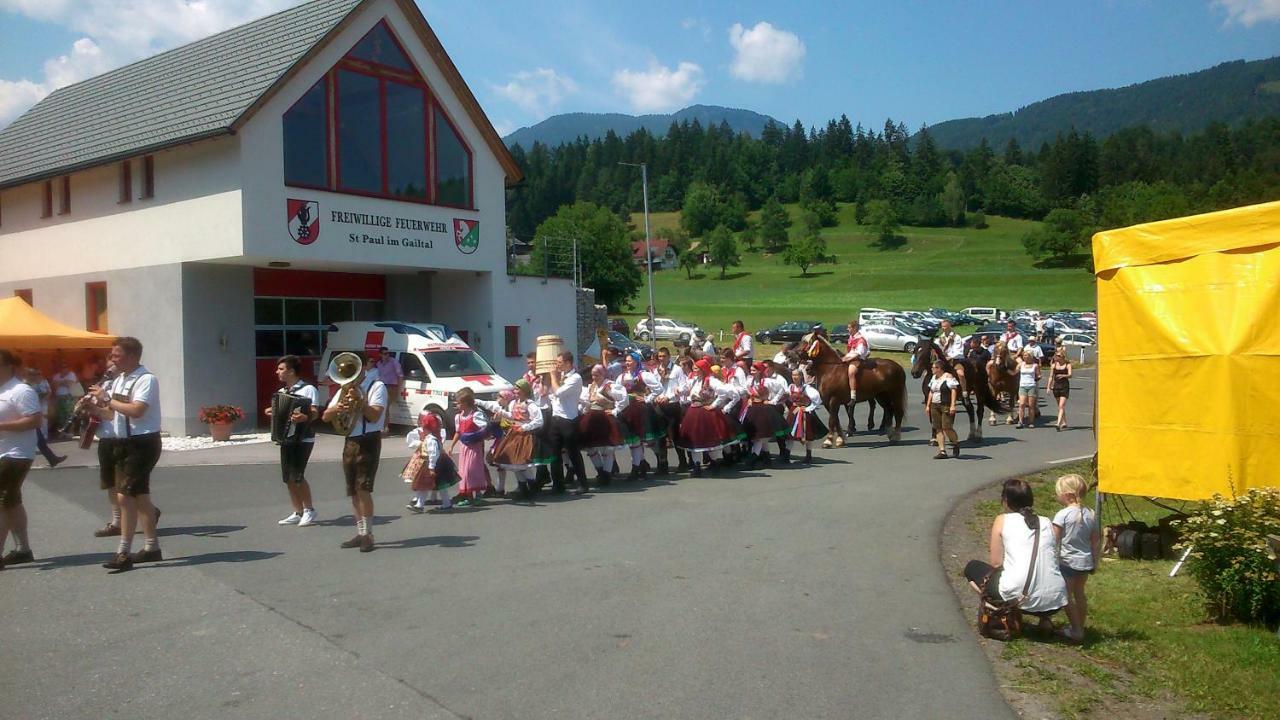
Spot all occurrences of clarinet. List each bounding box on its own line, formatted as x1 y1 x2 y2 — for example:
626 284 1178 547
75 368 118 450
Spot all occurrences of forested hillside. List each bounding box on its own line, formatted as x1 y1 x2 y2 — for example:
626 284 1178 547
927 56 1280 150
503 104 780 151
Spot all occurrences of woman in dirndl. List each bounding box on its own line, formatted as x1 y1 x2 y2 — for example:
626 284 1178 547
577 365 626 484
617 351 663 480
742 362 790 468
677 357 736 476
788 369 828 464
450 387 492 506
478 379 543 502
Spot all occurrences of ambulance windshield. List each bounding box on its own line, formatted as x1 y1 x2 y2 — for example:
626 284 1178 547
423 350 497 378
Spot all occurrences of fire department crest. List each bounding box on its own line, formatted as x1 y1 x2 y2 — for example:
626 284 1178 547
454 218 479 254
287 199 320 245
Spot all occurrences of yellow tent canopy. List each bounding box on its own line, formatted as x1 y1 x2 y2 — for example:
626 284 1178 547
0 297 116 350
1093 200 1280 501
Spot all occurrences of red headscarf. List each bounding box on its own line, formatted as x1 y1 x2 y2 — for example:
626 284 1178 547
694 357 713 376
418 410 442 442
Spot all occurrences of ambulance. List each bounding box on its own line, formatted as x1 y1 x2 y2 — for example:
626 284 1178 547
318 321 512 435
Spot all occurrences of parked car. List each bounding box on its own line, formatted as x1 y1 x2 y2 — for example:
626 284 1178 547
609 318 630 336
756 320 822 344
634 317 702 345
861 324 919 353
1059 333 1096 348
900 311 941 332
608 331 652 355
961 306 1001 323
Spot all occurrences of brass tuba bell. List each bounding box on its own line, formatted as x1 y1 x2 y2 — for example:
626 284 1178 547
326 352 367 436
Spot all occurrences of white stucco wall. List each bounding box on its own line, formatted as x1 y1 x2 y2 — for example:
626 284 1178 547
0 136 243 282
489 276 579 380
180 264 256 435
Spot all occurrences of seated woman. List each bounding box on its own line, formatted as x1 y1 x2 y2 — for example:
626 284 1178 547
963 478 1067 636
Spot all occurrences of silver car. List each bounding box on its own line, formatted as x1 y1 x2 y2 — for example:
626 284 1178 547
861 324 920 353
634 317 702 345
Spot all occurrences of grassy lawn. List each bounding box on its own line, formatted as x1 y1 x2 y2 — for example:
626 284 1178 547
623 204 1096 337
969 462 1280 719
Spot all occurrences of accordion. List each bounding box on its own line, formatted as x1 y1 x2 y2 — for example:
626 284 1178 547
270 391 311 444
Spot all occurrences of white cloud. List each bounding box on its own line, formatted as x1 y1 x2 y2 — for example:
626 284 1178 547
681 17 712 39
728 21 806 84
0 0 298 126
1214 0 1280 25
612 61 705 112
491 68 578 117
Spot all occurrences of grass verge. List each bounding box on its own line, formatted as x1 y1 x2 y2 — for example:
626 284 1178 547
947 461 1280 719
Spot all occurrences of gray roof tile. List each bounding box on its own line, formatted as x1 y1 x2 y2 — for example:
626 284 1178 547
0 0 361 189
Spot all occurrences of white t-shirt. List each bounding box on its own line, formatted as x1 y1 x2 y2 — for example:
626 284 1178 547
52 370 78 397
928 375 959 404
110 366 161 437
550 370 583 420
1053 505 1098 572
327 375 388 436
0 376 40 459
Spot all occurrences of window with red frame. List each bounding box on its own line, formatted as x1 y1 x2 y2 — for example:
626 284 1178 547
41 181 52 218
504 325 520 357
281 20 472 208
141 155 155 198
86 282 108 332
58 176 70 214
14 289 32 305
119 161 133 203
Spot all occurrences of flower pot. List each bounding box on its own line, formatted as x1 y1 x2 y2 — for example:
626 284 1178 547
209 422 234 442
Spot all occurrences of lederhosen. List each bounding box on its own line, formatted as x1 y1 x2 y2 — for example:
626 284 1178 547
111 370 162 497
276 380 315 484
928 377 956 432
341 376 382 496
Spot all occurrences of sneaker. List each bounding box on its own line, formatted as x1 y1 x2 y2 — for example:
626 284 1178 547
278 512 302 525
103 553 133 572
132 548 163 563
340 535 362 549
93 524 122 538
298 509 317 527
2 549 34 565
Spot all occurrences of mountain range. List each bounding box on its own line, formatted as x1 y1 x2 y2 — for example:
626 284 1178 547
502 105 780 149
502 56 1280 152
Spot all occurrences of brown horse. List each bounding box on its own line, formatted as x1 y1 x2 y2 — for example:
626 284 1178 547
987 341 1018 424
909 340 1002 442
797 333 906 444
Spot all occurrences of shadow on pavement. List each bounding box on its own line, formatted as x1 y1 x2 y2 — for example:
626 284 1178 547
375 535 479 550
157 524 246 538
154 550 284 566
316 514 400 528
33 552 116 569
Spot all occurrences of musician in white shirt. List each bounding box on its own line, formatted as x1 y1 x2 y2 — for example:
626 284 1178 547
0 350 43 569
265 355 320 528
89 337 163 572
546 351 589 494
322 354 387 553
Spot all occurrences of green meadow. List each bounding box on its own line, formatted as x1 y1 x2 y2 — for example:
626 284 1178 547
622 204 1096 337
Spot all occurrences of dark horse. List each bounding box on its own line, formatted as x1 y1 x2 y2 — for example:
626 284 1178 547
909 341 1003 442
797 333 906 444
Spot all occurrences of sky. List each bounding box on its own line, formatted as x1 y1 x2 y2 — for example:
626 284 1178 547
1 0 1278 135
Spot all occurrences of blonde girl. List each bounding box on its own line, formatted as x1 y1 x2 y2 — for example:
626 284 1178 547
1052 474 1100 643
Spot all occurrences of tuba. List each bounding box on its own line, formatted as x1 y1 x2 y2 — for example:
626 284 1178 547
326 352 367 436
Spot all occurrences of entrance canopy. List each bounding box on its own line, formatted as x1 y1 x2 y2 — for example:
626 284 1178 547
1093 200 1280 500
0 297 116 350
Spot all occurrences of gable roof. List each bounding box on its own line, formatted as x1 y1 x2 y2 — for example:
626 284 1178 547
0 0 521 190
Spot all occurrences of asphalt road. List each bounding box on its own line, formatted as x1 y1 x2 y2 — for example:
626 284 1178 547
2 370 1096 720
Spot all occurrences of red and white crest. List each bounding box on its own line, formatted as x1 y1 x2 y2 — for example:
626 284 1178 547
287 199 320 245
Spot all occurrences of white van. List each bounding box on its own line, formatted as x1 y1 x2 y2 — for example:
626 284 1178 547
858 307 890 324
319 321 512 435
961 307 1000 322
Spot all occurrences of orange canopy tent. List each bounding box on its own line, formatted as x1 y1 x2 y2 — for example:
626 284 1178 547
0 297 116 350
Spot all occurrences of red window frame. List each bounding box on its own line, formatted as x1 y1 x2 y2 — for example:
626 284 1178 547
282 78 332 192
14 289 32 305
85 282 108 332
58 176 70 215
119 161 133 203
504 325 520 358
283 19 473 210
141 155 155 199
41 181 52 218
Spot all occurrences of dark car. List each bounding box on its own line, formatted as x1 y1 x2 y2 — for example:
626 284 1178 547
608 331 652 355
756 320 823 344
609 318 629 336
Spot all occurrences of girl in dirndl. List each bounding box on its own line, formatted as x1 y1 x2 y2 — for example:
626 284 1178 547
742 362 791 468
788 369 827 464
618 352 663 480
677 357 736 476
718 352 750 464
404 411 459 512
478 379 543 502
577 365 627 484
450 387 492 506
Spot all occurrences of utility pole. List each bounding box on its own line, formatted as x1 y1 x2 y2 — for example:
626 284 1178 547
619 161 656 336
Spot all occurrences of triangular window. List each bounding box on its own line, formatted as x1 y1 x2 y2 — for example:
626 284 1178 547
346 22 414 72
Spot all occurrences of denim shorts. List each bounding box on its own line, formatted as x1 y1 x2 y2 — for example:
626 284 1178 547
1060 564 1093 578
1018 386 1036 399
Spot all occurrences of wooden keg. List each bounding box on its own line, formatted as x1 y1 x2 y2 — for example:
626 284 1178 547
535 335 565 374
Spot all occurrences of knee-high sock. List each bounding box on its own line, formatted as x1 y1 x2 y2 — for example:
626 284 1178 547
589 451 603 469
496 469 508 493
630 446 643 466
413 491 428 505
750 439 767 455
604 453 616 472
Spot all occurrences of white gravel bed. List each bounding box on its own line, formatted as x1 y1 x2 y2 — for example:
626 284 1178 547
161 433 274 452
